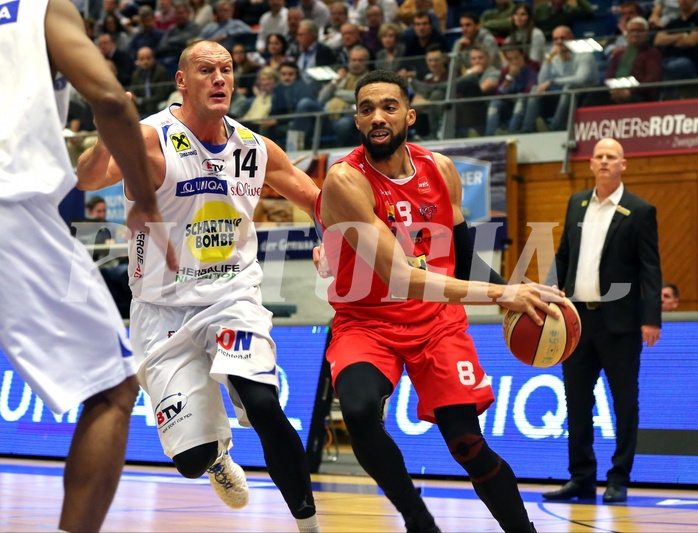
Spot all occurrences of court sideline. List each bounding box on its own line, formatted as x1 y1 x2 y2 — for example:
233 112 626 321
2 456 698 532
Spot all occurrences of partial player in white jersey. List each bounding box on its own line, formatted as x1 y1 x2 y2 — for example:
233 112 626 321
77 40 321 532
0 0 175 531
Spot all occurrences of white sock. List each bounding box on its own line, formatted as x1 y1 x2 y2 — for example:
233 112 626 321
296 514 320 532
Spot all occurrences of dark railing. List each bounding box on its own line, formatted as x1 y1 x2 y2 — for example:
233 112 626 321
68 45 698 171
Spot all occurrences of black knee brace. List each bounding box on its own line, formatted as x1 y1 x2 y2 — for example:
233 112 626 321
446 433 502 483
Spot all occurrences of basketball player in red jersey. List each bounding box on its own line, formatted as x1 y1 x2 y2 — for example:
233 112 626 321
317 70 563 532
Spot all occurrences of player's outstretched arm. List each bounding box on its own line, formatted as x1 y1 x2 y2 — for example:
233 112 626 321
46 0 176 271
437 153 561 317
262 137 320 219
47 0 154 208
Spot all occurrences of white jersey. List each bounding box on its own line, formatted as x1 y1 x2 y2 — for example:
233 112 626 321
127 106 268 306
0 0 76 204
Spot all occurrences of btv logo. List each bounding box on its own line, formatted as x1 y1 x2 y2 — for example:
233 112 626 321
155 393 188 428
203 158 226 173
216 328 253 351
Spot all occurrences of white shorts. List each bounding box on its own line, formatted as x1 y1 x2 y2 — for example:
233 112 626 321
130 287 277 458
0 199 134 414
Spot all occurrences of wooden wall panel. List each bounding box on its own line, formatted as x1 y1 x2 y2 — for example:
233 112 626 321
510 154 698 310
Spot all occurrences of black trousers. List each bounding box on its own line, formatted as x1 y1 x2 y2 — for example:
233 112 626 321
561 306 642 487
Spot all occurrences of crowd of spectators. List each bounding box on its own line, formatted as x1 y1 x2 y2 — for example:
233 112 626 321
68 0 698 149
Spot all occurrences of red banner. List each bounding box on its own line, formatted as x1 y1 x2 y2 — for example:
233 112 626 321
572 99 698 160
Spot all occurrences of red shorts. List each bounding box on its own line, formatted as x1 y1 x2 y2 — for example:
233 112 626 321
327 305 494 423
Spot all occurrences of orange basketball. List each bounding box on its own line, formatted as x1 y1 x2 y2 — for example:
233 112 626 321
502 298 582 368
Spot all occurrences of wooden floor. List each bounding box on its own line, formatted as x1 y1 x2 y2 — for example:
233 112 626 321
2 457 698 532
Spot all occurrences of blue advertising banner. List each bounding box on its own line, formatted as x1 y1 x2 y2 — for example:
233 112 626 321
3 322 696 484
384 321 698 484
0 326 328 467
451 157 491 223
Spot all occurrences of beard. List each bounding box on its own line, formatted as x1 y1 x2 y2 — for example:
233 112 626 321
360 125 407 161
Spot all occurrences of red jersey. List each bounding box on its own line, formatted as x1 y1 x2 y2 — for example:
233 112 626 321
322 143 462 324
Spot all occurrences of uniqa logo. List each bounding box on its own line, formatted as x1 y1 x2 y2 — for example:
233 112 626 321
176 177 227 197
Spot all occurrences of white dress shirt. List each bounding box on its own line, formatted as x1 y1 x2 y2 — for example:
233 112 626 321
574 183 624 302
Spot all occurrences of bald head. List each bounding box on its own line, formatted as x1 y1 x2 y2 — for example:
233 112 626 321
590 138 626 198
593 138 624 158
178 40 231 71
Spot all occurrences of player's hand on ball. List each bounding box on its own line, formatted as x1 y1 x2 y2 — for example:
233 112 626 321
496 283 564 326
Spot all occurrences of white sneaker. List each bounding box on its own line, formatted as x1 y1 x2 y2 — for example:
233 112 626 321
207 450 250 509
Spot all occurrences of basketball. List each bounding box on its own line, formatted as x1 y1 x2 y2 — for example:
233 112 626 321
502 298 582 368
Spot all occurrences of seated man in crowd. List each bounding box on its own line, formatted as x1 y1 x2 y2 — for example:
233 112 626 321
292 19 337 91
321 1 349 52
128 5 164 60
485 45 538 136
267 60 318 146
401 10 446 79
156 0 201 75
360 4 385 56
198 0 252 51
397 0 447 32
96 32 133 86
293 45 372 147
131 46 174 117
654 0 698 99
604 1 645 58
454 44 501 136
410 44 449 139
586 17 663 106
335 22 374 68
452 12 501 73
521 25 598 132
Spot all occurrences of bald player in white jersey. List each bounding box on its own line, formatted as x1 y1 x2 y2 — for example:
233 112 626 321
77 40 321 532
0 0 175 531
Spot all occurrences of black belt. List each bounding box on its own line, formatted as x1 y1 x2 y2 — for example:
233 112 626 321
583 302 601 310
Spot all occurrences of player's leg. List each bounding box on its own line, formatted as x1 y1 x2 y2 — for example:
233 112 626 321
59 375 140 531
0 200 140 531
434 404 535 533
172 441 219 477
335 362 438 532
130 303 239 487
228 376 319 531
404 306 531 531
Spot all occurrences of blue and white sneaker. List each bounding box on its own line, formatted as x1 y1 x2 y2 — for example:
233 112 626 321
207 449 249 509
